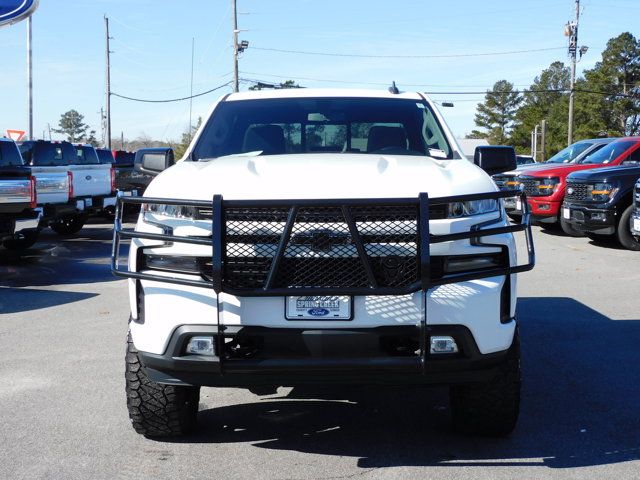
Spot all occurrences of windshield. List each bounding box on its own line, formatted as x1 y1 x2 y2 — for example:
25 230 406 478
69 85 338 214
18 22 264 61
192 97 453 160
546 141 592 164
0 141 24 166
580 140 637 165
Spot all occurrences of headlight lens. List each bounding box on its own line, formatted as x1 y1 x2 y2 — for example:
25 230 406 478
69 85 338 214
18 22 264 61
142 203 198 222
447 199 499 218
588 182 617 202
534 177 559 195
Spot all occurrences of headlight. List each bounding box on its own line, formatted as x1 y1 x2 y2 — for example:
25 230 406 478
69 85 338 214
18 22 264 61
142 203 198 222
447 199 499 218
588 182 617 202
533 177 559 195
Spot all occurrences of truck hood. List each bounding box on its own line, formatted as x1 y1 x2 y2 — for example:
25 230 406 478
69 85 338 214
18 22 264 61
497 162 576 177
518 163 603 179
567 164 640 183
144 153 496 200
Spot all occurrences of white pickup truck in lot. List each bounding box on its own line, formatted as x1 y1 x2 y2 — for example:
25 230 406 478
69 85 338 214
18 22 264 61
0 138 40 249
112 88 535 438
19 140 115 234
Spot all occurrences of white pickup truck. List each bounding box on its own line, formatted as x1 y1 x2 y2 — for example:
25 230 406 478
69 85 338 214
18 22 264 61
19 141 115 234
0 138 40 249
112 88 535 438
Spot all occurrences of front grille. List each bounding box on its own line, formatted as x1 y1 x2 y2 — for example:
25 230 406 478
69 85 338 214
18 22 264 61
518 177 539 197
493 174 517 191
565 182 590 202
219 205 420 290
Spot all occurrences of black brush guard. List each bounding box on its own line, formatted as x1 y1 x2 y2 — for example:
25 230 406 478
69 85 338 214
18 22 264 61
111 190 534 375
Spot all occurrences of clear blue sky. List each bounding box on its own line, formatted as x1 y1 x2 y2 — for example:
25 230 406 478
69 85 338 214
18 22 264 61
1 0 638 144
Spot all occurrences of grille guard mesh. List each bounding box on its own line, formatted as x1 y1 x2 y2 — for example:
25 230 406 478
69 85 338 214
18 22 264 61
111 190 535 296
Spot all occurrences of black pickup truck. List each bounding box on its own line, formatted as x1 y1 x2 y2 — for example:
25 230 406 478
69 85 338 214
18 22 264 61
0 138 41 250
562 162 640 250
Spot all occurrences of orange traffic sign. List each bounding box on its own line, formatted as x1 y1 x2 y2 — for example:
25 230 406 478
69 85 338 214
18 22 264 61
6 130 26 141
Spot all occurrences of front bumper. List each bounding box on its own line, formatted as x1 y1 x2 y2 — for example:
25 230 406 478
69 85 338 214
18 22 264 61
562 202 617 235
139 322 514 387
528 198 561 222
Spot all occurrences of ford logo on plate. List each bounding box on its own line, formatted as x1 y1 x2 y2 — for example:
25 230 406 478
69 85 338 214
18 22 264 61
307 308 330 317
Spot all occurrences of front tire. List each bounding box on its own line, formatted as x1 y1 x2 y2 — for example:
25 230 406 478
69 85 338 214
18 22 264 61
51 214 88 235
125 332 200 437
2 230 39 250
449 329 521 436
616 205 640 251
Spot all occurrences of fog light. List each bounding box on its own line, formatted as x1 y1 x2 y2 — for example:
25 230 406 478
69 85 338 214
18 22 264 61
430 336 458 354
186 336 215 356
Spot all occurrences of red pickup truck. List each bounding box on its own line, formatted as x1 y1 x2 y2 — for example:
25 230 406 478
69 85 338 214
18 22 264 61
515 137 640 235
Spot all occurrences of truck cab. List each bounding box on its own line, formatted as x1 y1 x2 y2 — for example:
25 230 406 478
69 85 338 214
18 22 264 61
112 88 534 438
0 138 40 250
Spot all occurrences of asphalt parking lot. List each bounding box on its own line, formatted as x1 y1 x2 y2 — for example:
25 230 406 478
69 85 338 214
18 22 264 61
1 220 639 480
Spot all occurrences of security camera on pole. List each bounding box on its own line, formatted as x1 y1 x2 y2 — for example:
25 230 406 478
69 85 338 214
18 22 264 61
564 0 589 147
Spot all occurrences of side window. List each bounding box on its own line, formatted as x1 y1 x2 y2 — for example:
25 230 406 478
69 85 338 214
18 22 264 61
626 147 640 163
422 108 450 157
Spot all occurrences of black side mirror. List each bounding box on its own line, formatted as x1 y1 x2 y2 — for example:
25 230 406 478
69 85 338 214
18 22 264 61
134 148 175 176
474 146 517 175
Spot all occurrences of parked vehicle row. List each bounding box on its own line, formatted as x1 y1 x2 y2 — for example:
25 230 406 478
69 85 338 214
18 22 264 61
0 138 159 250
493 136 640 251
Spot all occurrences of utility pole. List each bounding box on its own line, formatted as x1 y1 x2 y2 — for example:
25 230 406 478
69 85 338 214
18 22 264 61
232 0 239 92
566 0 580 146
533 124 539 161
105 16 112 150
27 16 33 140
189 37 195 143
540 119 547 161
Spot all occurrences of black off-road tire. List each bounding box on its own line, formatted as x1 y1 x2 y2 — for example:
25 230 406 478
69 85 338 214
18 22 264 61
560 217 585 237
616 205 640 251
2 230 39 250
51 214 88 235
125 332 200 437
449 329 521 436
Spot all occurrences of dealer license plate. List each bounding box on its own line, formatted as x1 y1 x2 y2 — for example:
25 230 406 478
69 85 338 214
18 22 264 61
563 207 570 220
286 296 352 320
633 218 640 233
85 198 93 207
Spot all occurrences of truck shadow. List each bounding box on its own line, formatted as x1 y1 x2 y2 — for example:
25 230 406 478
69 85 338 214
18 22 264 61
0 221 126 288
174 297 640 470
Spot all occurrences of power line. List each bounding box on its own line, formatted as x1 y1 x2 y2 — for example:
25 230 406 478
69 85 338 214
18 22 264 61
111 81 233 103
249 45 567 59
240 71 542 88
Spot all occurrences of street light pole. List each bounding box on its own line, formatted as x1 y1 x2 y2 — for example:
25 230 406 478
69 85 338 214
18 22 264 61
105 16 112 149
27 16 33 140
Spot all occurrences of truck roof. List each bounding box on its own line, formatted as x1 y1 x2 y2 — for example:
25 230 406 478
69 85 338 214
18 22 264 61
225 88 426 102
